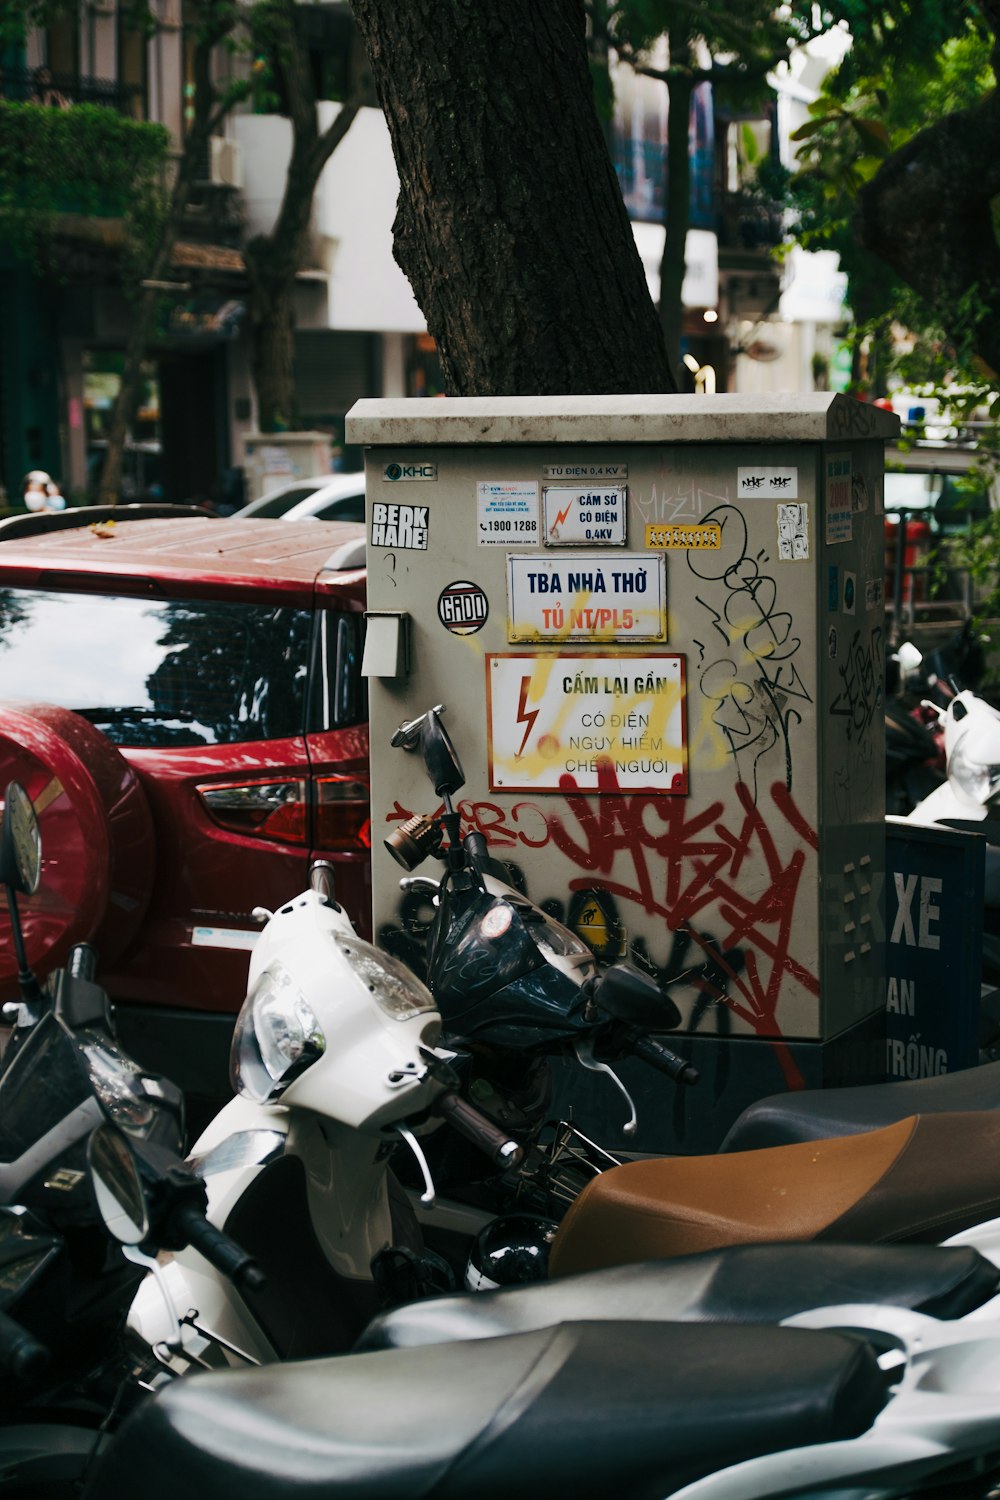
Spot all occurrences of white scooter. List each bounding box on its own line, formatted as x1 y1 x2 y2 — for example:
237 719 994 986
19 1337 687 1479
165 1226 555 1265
127 861 523 1368
907 684 1000 830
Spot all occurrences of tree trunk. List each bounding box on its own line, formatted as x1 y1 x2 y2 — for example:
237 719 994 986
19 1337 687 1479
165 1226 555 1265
857 85 1000 378
658 44 692 378
245 237 300 432
350 0 675 394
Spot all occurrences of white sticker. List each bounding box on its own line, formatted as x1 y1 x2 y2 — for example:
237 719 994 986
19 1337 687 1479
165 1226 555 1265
370 502 429 550
777 502 809 561
543 484 627 546
487 652 687 794
476 481 540 546
192 926 259 952
737 466 798 498
506 553 666 642
865 577 884 610
826 453 853 544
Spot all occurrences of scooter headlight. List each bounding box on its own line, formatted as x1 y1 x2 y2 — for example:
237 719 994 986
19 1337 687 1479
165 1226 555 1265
230 963 326 1103
329 934 438 1021
948 739 1000 807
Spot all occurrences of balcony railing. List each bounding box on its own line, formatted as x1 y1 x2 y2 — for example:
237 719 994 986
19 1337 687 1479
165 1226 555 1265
717 190 784 252
0 66 141 115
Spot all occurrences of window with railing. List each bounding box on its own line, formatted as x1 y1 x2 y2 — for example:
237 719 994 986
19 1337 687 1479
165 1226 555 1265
0 65 140 114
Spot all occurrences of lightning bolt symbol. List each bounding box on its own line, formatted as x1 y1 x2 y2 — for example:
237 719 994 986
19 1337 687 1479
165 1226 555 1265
549 499 574 536
515 675 540 757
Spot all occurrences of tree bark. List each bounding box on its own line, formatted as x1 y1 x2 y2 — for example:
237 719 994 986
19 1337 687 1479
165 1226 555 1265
856 81 1000 377
349 0 675 394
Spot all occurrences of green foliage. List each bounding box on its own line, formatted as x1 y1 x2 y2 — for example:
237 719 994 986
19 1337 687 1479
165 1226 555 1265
786 6 996 389
0 101 169 266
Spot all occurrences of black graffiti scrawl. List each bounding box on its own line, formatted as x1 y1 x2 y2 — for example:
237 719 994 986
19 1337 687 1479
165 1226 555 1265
830 625 884 741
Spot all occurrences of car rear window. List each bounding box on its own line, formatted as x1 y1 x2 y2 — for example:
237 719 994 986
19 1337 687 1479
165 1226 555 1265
246 485 321 517
0 587 313 747
311 495 366 522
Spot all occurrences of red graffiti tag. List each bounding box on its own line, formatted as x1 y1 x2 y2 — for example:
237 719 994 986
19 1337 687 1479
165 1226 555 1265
384 766 818 1088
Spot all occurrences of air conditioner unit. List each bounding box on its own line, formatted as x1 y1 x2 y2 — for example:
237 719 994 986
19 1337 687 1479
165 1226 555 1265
209 136 243 190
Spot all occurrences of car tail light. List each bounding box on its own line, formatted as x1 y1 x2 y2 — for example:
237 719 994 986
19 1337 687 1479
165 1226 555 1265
315 776 371 851
197 780 308 844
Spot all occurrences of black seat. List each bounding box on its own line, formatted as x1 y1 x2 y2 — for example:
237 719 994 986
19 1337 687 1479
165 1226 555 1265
86 1321 888 1500
721 1062 1000 1151
357 1242 998 1353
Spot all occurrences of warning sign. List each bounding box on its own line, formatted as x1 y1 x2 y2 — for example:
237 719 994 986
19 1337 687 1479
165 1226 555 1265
543 484 627 545
486 653 687 794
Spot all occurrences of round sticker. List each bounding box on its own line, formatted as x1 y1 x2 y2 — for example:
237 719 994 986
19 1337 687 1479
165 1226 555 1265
438 580 489 635
481 904 512 939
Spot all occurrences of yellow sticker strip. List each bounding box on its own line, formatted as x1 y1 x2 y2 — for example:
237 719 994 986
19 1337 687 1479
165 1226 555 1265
645 521 722 550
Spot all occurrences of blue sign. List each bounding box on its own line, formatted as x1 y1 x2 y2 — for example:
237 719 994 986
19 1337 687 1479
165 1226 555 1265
884 820 985 1079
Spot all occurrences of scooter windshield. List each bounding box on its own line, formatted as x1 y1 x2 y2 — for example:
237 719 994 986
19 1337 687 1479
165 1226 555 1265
0 1014 92 1163
429 891 594 1043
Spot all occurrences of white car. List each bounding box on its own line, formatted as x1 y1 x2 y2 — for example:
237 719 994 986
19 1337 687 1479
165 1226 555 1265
238 472 366 522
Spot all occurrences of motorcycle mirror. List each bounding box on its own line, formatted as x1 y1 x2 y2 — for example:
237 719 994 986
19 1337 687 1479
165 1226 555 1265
893 642 922 673
592 962 683 1032
421 710 466 797
87 1124 150 1245
0 782 42 897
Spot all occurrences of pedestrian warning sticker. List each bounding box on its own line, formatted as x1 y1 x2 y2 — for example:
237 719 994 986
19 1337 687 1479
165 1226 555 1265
486 652 687 794
645 522 721 550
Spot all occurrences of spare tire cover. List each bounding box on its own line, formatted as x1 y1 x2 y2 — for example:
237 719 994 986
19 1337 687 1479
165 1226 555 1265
0 703 155 999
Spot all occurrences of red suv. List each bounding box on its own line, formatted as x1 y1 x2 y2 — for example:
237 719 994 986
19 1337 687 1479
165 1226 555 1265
0 507 370 1117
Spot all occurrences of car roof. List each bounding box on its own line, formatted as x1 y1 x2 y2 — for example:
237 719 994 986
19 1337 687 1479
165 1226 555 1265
0 514 366 604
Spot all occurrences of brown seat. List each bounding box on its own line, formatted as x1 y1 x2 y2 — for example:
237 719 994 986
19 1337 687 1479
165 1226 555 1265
549 1111 1000 1278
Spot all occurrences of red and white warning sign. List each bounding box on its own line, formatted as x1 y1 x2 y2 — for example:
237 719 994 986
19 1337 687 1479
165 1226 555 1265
485 652 687 794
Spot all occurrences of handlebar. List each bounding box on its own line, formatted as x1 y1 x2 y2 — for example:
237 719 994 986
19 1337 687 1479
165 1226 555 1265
435 1091 524 1169
630 1034 699 1086
172 1204 266 1291
0 1309 48 1381
67 943 98 982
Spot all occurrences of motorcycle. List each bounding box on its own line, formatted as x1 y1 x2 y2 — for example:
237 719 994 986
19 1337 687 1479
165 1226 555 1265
11 767 998 1500
75 1144 1000 1500
0 780 264 1496
79 1110 1000 1500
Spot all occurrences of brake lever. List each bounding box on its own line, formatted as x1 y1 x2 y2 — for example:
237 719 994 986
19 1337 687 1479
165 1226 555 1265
573 1035 638 1137
394 1122 437 1206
